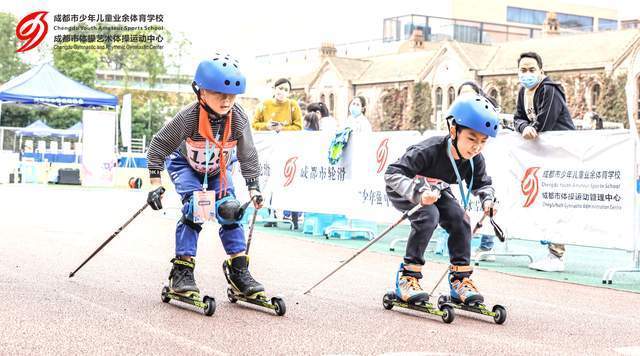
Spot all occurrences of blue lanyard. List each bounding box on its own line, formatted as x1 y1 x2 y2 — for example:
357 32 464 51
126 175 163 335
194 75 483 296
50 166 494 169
202 140 213 189
446 138 474 210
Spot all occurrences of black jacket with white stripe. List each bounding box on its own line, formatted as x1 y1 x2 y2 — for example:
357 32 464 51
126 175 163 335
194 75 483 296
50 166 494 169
514 76 575 133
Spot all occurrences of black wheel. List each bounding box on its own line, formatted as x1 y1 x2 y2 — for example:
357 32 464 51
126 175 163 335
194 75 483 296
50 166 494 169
492 305 507 324
437 295 448 309
441 305 455 324
389 247 395 252
382 291 395 310
203 296 216 316
226 288 237 303
161 286 170 303
272 297 286 316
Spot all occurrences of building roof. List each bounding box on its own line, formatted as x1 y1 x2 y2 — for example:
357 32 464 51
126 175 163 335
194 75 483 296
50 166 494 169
478 29 640 75
328 57 372 81
353 50 440 84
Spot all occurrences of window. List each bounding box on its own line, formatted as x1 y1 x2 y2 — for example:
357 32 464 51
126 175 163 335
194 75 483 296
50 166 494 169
447 87 456 108
320 93 325 104
557 13 593 31
329 93 335 115
488 88 499 105
591 83 601 107
507 7 547 25
599 18 618 31
435 87 443 113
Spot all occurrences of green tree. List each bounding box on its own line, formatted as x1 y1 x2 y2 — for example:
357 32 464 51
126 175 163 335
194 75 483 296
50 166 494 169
0 12 28 83
409 82 433 131
53 48 99 87
596 73 627 127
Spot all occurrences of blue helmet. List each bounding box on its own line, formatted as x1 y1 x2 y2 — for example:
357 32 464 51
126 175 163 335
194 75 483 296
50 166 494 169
447 94 500 137
193 53 246 95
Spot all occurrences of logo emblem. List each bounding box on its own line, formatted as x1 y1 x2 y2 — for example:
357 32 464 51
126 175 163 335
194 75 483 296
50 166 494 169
521 167 540 208
376 138 389 174
283 156 298 187
16 11 49 53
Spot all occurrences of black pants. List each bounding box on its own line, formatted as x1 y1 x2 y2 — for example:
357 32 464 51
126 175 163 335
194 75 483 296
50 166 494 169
389 189 471 273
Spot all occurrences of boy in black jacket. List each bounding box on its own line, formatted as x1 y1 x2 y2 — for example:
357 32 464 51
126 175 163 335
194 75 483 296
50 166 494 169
384 94 500 305
515 52 575 272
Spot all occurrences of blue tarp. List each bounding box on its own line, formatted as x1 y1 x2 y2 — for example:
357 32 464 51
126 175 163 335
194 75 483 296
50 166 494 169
0 63 117 108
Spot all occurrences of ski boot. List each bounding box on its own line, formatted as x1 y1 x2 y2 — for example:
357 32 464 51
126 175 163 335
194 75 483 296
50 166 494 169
437 265 506 324
222 255 286 316
382 263 455 323
161 257 216 316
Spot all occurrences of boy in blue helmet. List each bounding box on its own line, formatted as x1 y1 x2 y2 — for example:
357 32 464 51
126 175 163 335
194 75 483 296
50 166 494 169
384 93 500 305
145 53 265 298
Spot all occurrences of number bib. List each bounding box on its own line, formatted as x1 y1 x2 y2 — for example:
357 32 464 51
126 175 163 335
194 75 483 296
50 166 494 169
184 138 237 174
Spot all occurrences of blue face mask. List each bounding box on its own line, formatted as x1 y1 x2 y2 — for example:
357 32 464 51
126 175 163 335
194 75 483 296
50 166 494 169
349 105 362 117
519 73 540 89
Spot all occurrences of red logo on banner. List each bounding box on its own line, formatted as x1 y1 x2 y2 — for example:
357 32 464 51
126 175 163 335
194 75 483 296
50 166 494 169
376 138 389 174
16 11 49 53
283 156 298 187
521 167 540 208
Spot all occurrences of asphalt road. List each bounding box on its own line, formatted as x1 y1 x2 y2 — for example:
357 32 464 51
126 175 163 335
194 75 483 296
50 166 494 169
1 185 639 355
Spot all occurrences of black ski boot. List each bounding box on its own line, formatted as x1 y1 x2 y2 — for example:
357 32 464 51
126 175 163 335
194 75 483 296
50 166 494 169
169 257 200 294
223 255 264 298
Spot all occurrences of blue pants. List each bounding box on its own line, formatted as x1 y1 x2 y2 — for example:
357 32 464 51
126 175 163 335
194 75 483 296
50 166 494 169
166 151 246 257
479 234 494 250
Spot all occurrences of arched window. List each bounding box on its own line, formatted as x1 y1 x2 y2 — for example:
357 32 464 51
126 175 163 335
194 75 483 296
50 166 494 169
447 87 456 107
591 83 601 108
320 93 326 104
329 93 335 116
435 87 443 113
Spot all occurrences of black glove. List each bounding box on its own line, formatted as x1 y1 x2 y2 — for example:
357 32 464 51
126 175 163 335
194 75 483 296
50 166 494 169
147 186 165 210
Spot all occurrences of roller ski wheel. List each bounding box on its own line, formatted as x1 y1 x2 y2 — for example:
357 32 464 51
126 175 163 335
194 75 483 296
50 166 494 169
492 304 507 324
226 287 286 316
160 286 216 317
381 291 454 324
438 295 506 324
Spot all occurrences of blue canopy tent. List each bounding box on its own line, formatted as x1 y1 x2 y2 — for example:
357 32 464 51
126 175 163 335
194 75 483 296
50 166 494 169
0 63 117 108
16 119 55 137
0 63 116 164
15 120 84 163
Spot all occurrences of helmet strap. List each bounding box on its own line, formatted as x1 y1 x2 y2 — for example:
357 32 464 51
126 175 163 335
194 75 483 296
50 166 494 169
192 81 219 116
447 119 465 161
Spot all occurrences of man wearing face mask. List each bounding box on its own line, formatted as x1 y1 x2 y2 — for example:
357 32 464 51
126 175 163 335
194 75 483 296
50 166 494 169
515 52 575 138
514 52 575 272
252 78 302 132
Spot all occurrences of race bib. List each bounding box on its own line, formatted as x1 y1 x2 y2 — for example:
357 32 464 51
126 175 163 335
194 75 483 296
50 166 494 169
192 190 216 223
185 138 237 174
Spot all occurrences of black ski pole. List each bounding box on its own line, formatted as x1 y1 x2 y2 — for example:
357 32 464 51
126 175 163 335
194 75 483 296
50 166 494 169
69 201 151 278
303 203 423 295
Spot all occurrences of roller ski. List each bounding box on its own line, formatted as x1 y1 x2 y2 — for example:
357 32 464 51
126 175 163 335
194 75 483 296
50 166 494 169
381 263 455 323
436 265 506 324
161 258 216 316
222 255 286 316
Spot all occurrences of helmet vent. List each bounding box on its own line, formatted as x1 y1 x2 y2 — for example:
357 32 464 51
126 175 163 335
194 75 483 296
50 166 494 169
485 122 491 127
224 80 230 85
235 81 240 86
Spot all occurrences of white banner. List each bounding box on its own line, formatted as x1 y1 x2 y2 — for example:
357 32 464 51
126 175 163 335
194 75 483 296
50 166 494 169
483 129 637 250
81 110 116 186
229 129 637 250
